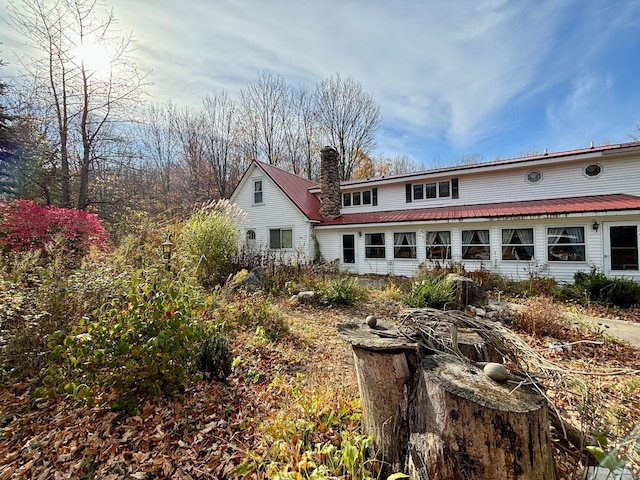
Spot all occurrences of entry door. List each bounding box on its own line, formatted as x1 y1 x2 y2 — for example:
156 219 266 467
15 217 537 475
604 223 639 274
342 234 356 266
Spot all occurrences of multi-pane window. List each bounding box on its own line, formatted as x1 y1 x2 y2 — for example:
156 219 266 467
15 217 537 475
502 228 534 261
425 231 451 260
343 189 378 207
547 227 585 261
462 230 490 260
269 228 293 249
365 233 386 259
394 232 417 259
406 179 458 202
253 180 263 204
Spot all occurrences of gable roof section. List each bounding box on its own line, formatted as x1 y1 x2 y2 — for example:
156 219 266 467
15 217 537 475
248 161 323 221
318 194 640 226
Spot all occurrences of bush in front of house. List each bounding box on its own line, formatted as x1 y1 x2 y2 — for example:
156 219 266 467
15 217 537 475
319 276 365 307
564 268 640 309
42 269 231 413
401 275 455 309
180 199 245 285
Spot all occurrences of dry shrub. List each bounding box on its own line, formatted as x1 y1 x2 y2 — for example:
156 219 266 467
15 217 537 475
512 296 573 339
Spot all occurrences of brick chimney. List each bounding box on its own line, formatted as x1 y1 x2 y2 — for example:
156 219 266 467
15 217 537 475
319 146 341 219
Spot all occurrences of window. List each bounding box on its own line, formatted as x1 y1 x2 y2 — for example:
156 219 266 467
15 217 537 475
246 230 256 250
438 181 450 197
365 233 385 259
407 179 458 201
462 230 490 260
585 164 602 177
394 232 417 259
342 234 355 264
527 171 542 183
253 180 263 204
610 226 638 270
343 189 377 207
502 228 534 261
547 227 585 261
269 228 293 249
425 231 451 260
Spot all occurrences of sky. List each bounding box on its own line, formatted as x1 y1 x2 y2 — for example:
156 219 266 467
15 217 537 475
3 0 640 168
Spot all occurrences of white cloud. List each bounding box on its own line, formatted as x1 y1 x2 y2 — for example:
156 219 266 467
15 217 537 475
4 0 640 160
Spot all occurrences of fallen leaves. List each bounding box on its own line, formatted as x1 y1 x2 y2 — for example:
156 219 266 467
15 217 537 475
0 297 637 479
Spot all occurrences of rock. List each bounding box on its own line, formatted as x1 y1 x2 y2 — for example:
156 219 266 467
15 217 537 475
297 291 315 303
445 274 488 307
475 307 486 318
483 362 509 381
290 295 299 302
366 315 377 328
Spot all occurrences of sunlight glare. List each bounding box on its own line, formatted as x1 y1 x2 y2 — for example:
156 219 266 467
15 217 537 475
73 41 113 78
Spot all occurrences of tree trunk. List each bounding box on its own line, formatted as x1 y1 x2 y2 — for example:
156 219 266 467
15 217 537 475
338 313 557 480
352 347 412 472
408 354 557 480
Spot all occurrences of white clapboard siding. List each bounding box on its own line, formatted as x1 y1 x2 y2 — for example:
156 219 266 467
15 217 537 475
232 164 313 262
339 155 640 215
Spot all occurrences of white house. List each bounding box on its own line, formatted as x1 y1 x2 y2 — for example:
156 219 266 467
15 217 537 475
228 142 640 283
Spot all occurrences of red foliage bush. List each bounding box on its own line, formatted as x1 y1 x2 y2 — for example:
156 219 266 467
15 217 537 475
0 200 107 255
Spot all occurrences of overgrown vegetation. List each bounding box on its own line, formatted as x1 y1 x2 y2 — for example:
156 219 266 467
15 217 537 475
400 275 454 309
180 199 245 285
559 267 640 308
1 233 639 478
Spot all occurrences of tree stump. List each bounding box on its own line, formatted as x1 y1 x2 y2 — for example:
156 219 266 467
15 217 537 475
338 311 557 480
408 354 557 480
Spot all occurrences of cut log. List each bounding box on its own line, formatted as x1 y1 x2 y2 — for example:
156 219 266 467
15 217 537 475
408 354 557 480
352 347 411 472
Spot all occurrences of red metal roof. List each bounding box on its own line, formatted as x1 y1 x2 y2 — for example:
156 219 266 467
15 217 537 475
254 161 323 221
318 194 640 226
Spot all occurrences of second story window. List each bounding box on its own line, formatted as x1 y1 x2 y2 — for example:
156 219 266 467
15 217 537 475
406 178 458 202
342 188 378 207
253 180 263 204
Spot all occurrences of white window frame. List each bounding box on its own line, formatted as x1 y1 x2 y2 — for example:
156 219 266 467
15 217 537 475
394 232 417 259
425 231 451 260
501 228 535 261
269 228 293 250
253 179 263 204
462 229 491 260
547 226 586 262
365 233 386 259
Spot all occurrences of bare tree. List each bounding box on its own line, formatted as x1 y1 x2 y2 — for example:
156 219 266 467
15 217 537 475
315 74 381 180
136 102 180 211
239 70 289 165
8 0 147 209
202 91 241 198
